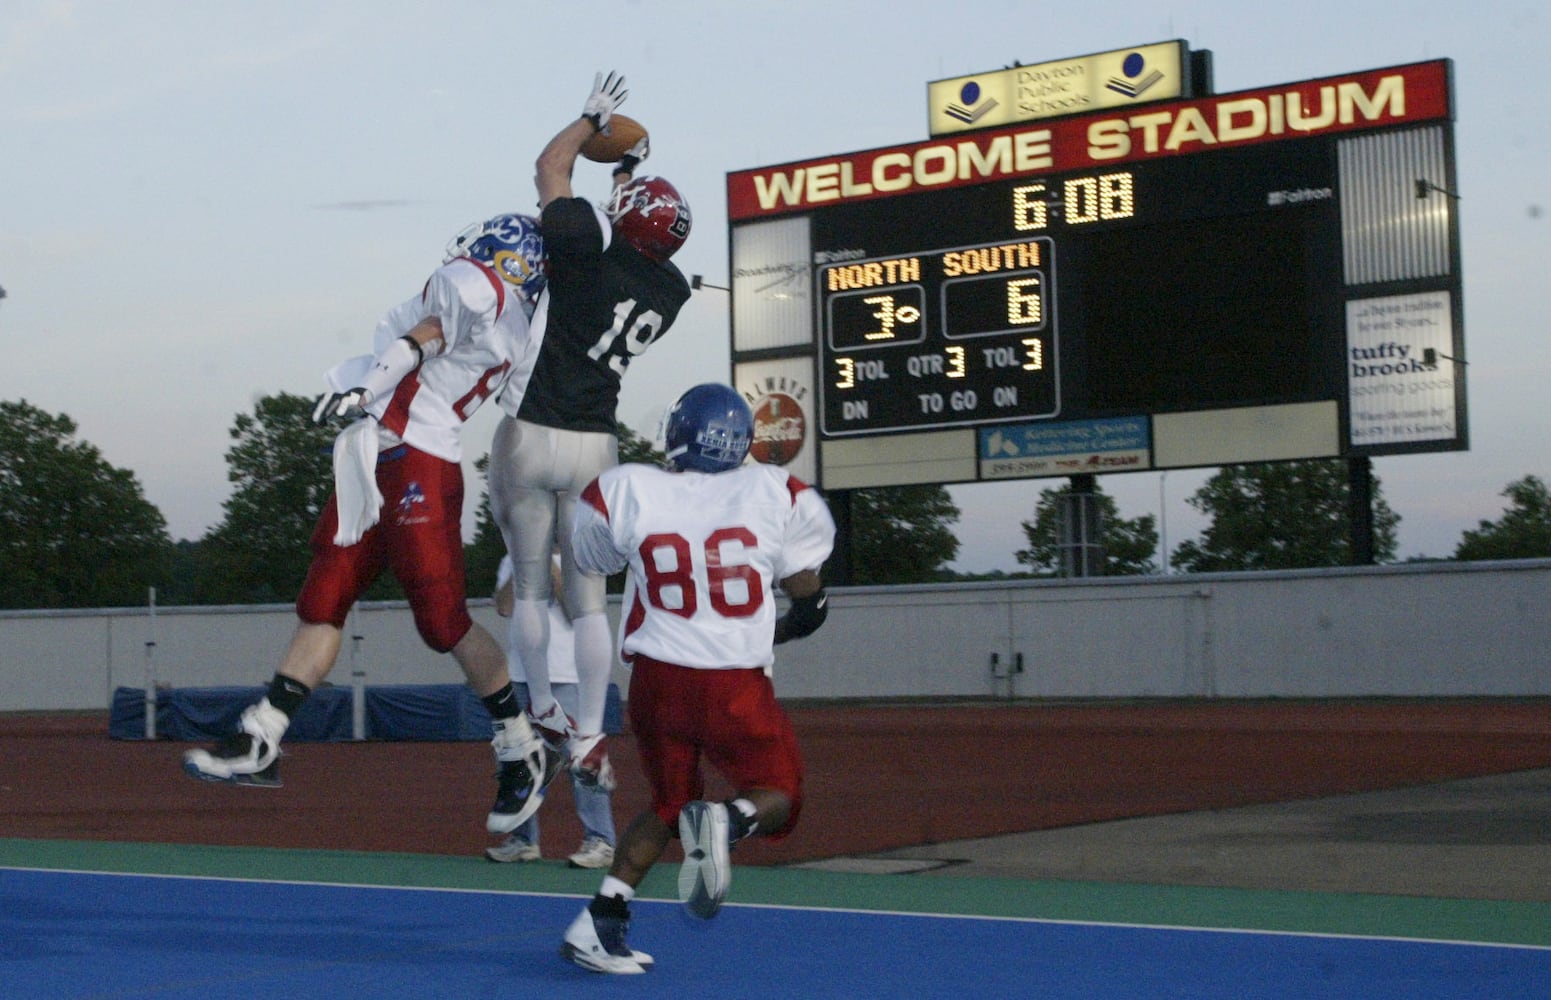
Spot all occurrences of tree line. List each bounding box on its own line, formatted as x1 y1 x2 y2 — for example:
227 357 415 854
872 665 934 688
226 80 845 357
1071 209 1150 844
3 396 1548 610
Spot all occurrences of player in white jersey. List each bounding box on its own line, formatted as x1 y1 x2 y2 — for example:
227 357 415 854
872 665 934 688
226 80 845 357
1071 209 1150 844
559 383 835 975
489 72 692 796
184 215 559 837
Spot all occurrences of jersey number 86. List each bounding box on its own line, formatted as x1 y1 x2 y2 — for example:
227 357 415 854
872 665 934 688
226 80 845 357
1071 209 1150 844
639 527 763 619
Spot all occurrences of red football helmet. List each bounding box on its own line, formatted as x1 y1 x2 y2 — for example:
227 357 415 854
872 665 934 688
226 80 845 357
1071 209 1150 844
603 175 691 262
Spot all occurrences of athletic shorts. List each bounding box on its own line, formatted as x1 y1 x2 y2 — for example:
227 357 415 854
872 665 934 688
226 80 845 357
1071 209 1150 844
627 654 804 838
296 444 472 653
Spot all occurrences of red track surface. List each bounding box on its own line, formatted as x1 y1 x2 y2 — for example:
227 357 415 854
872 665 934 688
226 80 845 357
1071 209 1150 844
4 700 1549 865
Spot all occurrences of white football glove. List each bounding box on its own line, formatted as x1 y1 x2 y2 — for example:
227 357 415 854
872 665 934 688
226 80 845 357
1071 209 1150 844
312 388 371 426
617 134 650 175
581 70 627 132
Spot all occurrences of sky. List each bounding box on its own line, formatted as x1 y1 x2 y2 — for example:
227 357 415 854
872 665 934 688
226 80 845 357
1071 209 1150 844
2 0 1546 574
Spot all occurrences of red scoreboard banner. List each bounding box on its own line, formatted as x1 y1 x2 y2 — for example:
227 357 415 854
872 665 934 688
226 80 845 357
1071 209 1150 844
728 60 1452 221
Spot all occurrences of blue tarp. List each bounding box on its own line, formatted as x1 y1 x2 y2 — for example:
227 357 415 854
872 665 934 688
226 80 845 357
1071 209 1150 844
109 683 622 741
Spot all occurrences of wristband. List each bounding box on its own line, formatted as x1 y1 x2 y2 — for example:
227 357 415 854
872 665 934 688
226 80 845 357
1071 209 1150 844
358 335 423 405
774 589 828 644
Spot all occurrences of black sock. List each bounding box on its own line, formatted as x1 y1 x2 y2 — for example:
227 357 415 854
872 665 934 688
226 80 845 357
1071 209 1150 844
482 682 521 721
589 893 630 920
266 675 311 718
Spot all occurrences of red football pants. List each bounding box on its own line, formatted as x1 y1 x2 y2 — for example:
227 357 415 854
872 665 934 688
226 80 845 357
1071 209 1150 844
296 445 472 653
627 654 804 838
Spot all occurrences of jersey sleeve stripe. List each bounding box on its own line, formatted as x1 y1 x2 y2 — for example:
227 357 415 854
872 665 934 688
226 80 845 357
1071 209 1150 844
468 258 507 318
784 474 810 506
580 478 609 519
381 376 419 437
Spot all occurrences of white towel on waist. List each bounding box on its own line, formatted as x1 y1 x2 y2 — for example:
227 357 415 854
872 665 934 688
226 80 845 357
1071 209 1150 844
332 418 382 546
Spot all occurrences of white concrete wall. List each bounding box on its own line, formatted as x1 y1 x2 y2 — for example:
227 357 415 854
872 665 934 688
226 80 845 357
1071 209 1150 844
2 559 1547 713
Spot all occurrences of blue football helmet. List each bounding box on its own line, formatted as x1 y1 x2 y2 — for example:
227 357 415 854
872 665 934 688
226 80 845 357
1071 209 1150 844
444 213 546 304
663 383 753 473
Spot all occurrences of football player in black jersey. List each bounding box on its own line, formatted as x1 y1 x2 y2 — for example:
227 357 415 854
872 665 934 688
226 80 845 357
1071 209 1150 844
488 71 693 807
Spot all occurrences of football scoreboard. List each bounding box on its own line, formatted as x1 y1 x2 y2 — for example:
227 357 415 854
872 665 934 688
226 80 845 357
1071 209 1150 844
727 51 1464 490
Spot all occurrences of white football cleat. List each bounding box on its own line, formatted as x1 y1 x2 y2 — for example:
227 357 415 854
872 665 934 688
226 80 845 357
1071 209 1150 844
182 700 288 787
484 833 541 863
568 732 617 792
560 907 652 974
527 701 576 752
487 715 557 833
678 800 732 919
566 836 615 870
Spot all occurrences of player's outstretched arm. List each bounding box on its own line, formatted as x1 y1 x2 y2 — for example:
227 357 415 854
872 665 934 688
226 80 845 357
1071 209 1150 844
580 70 627 132
537 71 628 209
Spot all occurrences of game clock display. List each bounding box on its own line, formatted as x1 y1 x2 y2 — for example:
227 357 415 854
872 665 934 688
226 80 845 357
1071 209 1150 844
813 142 1344 437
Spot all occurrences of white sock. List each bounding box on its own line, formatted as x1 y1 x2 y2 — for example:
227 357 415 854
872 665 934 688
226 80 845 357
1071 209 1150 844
573 612 613 735
510 598 555 716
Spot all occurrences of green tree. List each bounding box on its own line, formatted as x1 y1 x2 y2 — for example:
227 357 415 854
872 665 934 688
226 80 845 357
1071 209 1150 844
196 393 402 603
1016 481 1158 576
160 539 202 605
1454 475 1551 561
617 423 664 467
0 399 172 608
465 454 506 596
848 484 961 584
1171 459 1398 572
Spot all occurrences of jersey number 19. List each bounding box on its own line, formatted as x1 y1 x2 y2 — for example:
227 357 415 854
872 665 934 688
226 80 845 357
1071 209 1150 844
588 299 666 376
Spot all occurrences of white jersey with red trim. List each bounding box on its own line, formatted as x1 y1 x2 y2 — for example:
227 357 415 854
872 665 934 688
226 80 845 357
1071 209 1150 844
351 257 536 462
572 462 835 670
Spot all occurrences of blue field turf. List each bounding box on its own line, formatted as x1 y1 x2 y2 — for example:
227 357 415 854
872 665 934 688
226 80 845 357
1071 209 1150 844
3 866 1548 1000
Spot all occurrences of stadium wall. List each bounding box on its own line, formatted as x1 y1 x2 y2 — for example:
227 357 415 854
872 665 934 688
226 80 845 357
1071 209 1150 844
2 559 1546 714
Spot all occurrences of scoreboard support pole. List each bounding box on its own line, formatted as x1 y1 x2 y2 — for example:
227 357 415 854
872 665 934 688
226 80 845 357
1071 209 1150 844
1348 457 1376 566
828 489 854 586
1059 474 1106 578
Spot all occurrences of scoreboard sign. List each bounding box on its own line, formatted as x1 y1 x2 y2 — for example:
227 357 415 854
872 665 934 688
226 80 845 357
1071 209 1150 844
727 58 1463 489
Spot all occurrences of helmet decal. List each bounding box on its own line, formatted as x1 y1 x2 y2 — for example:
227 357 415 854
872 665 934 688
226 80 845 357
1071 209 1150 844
445 213 547 303
493 248 540 288
604 176 691 262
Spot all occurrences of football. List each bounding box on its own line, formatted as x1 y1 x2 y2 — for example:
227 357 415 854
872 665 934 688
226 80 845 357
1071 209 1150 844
581 114 647 164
